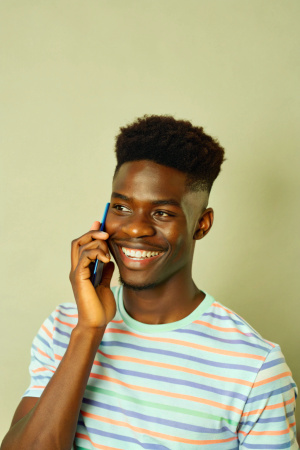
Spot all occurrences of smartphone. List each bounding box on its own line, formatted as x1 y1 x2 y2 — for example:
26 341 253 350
90 202 110 288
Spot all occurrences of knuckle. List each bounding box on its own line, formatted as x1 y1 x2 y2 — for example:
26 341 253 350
69 270 75 283
72 267 81 281
71 238 78 247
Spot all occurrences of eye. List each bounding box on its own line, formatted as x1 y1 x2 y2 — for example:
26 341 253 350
154 210 175 218
112 204 131 213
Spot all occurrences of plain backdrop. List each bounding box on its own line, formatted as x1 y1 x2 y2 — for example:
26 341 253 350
1 0 299 441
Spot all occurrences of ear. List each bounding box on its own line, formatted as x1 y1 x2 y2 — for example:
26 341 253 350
193 208 214 240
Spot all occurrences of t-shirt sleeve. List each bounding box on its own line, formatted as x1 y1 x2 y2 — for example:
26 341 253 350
23 309 57 398
238 344 298 449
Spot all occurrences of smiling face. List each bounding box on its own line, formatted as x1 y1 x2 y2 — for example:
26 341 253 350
105 160 211 291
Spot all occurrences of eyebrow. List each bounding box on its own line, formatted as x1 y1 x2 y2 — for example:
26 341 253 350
111 192 182 208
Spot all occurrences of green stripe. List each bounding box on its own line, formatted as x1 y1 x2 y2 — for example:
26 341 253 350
85 385 238 427
76 447 90 450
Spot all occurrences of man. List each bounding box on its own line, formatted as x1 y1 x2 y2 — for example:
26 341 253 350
2 115 298 449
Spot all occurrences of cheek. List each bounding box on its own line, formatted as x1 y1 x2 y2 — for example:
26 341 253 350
169 231 191 260
170 219 195 254
105 222 116 235
104 213 120 235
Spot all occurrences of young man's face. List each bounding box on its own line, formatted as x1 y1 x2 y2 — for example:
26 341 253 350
106 160 210 290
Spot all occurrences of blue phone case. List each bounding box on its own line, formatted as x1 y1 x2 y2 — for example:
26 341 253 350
91 202 110 287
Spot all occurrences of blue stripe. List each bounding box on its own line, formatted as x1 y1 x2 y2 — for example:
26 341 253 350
53 338 68 349
101 340 258 373
82 397 234 434
174 329 269 353
55 327 71 339
31 374 51 382
202 312 245 325
48 315 54 324
261 358 285 370
77 420 170 449
240 411 294 427
197 309 272 347
58 304 77 311
36 333 52 350
241 440 293 449
58 310 78 320
100 362 248 401
246 383 296 404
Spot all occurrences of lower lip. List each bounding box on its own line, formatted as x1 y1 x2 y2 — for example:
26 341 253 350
117 246 164 268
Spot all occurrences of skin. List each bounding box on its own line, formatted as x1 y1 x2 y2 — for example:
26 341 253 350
1 160 213 450
107 160 214 324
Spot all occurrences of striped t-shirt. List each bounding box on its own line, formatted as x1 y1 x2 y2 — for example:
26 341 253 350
24 286 298 449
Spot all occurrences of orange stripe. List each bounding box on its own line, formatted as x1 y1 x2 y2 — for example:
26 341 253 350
81 410 237 445
31 385 46 389
54 317 76 328
96 349 253 387
212 302 236 315
41 324 53 339
193 320 251 335
210 304 276 347
54 353 63 360
239 421 295 436
37 347 51 359
32 367 55 373
56 308 78 318
111 319 123 324
253 371 292 387
76 432 121 449
247 427 290 436
242 395 295 417
264 339 276 348
89 373 242 414
105 328 264 360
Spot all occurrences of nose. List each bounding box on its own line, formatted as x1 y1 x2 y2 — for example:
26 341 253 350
121 212 156 238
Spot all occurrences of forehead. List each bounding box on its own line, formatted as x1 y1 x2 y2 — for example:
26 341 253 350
112 161 188 202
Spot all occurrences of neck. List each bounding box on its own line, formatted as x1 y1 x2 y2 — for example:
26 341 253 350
122 271 205 325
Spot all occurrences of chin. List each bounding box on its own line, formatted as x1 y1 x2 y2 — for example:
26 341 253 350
119 276 158 291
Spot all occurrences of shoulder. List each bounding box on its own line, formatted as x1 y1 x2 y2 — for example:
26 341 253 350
200 296 297 395
202 297 276 354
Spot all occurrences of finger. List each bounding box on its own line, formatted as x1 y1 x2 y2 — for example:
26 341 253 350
78 239 109 261
90 221 101 231
95 261 115 290
71 230 109 270
79 248 110 271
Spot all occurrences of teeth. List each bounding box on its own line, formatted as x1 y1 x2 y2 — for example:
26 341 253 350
121 247 161 259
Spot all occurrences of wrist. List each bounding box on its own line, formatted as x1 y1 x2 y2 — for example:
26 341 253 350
72 324 106 345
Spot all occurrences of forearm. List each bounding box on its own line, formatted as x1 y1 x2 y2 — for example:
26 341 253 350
1 326 105 450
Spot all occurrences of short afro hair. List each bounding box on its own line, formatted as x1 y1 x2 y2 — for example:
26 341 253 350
114 115 225 192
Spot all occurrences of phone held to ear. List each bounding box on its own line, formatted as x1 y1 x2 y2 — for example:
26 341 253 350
90 202 110 288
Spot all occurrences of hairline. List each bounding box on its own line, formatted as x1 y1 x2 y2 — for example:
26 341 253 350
113 160 211 195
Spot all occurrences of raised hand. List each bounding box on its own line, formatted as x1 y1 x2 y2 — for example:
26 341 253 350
69 221 116 329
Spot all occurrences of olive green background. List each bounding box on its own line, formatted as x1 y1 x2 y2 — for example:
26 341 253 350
1 0 299 441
